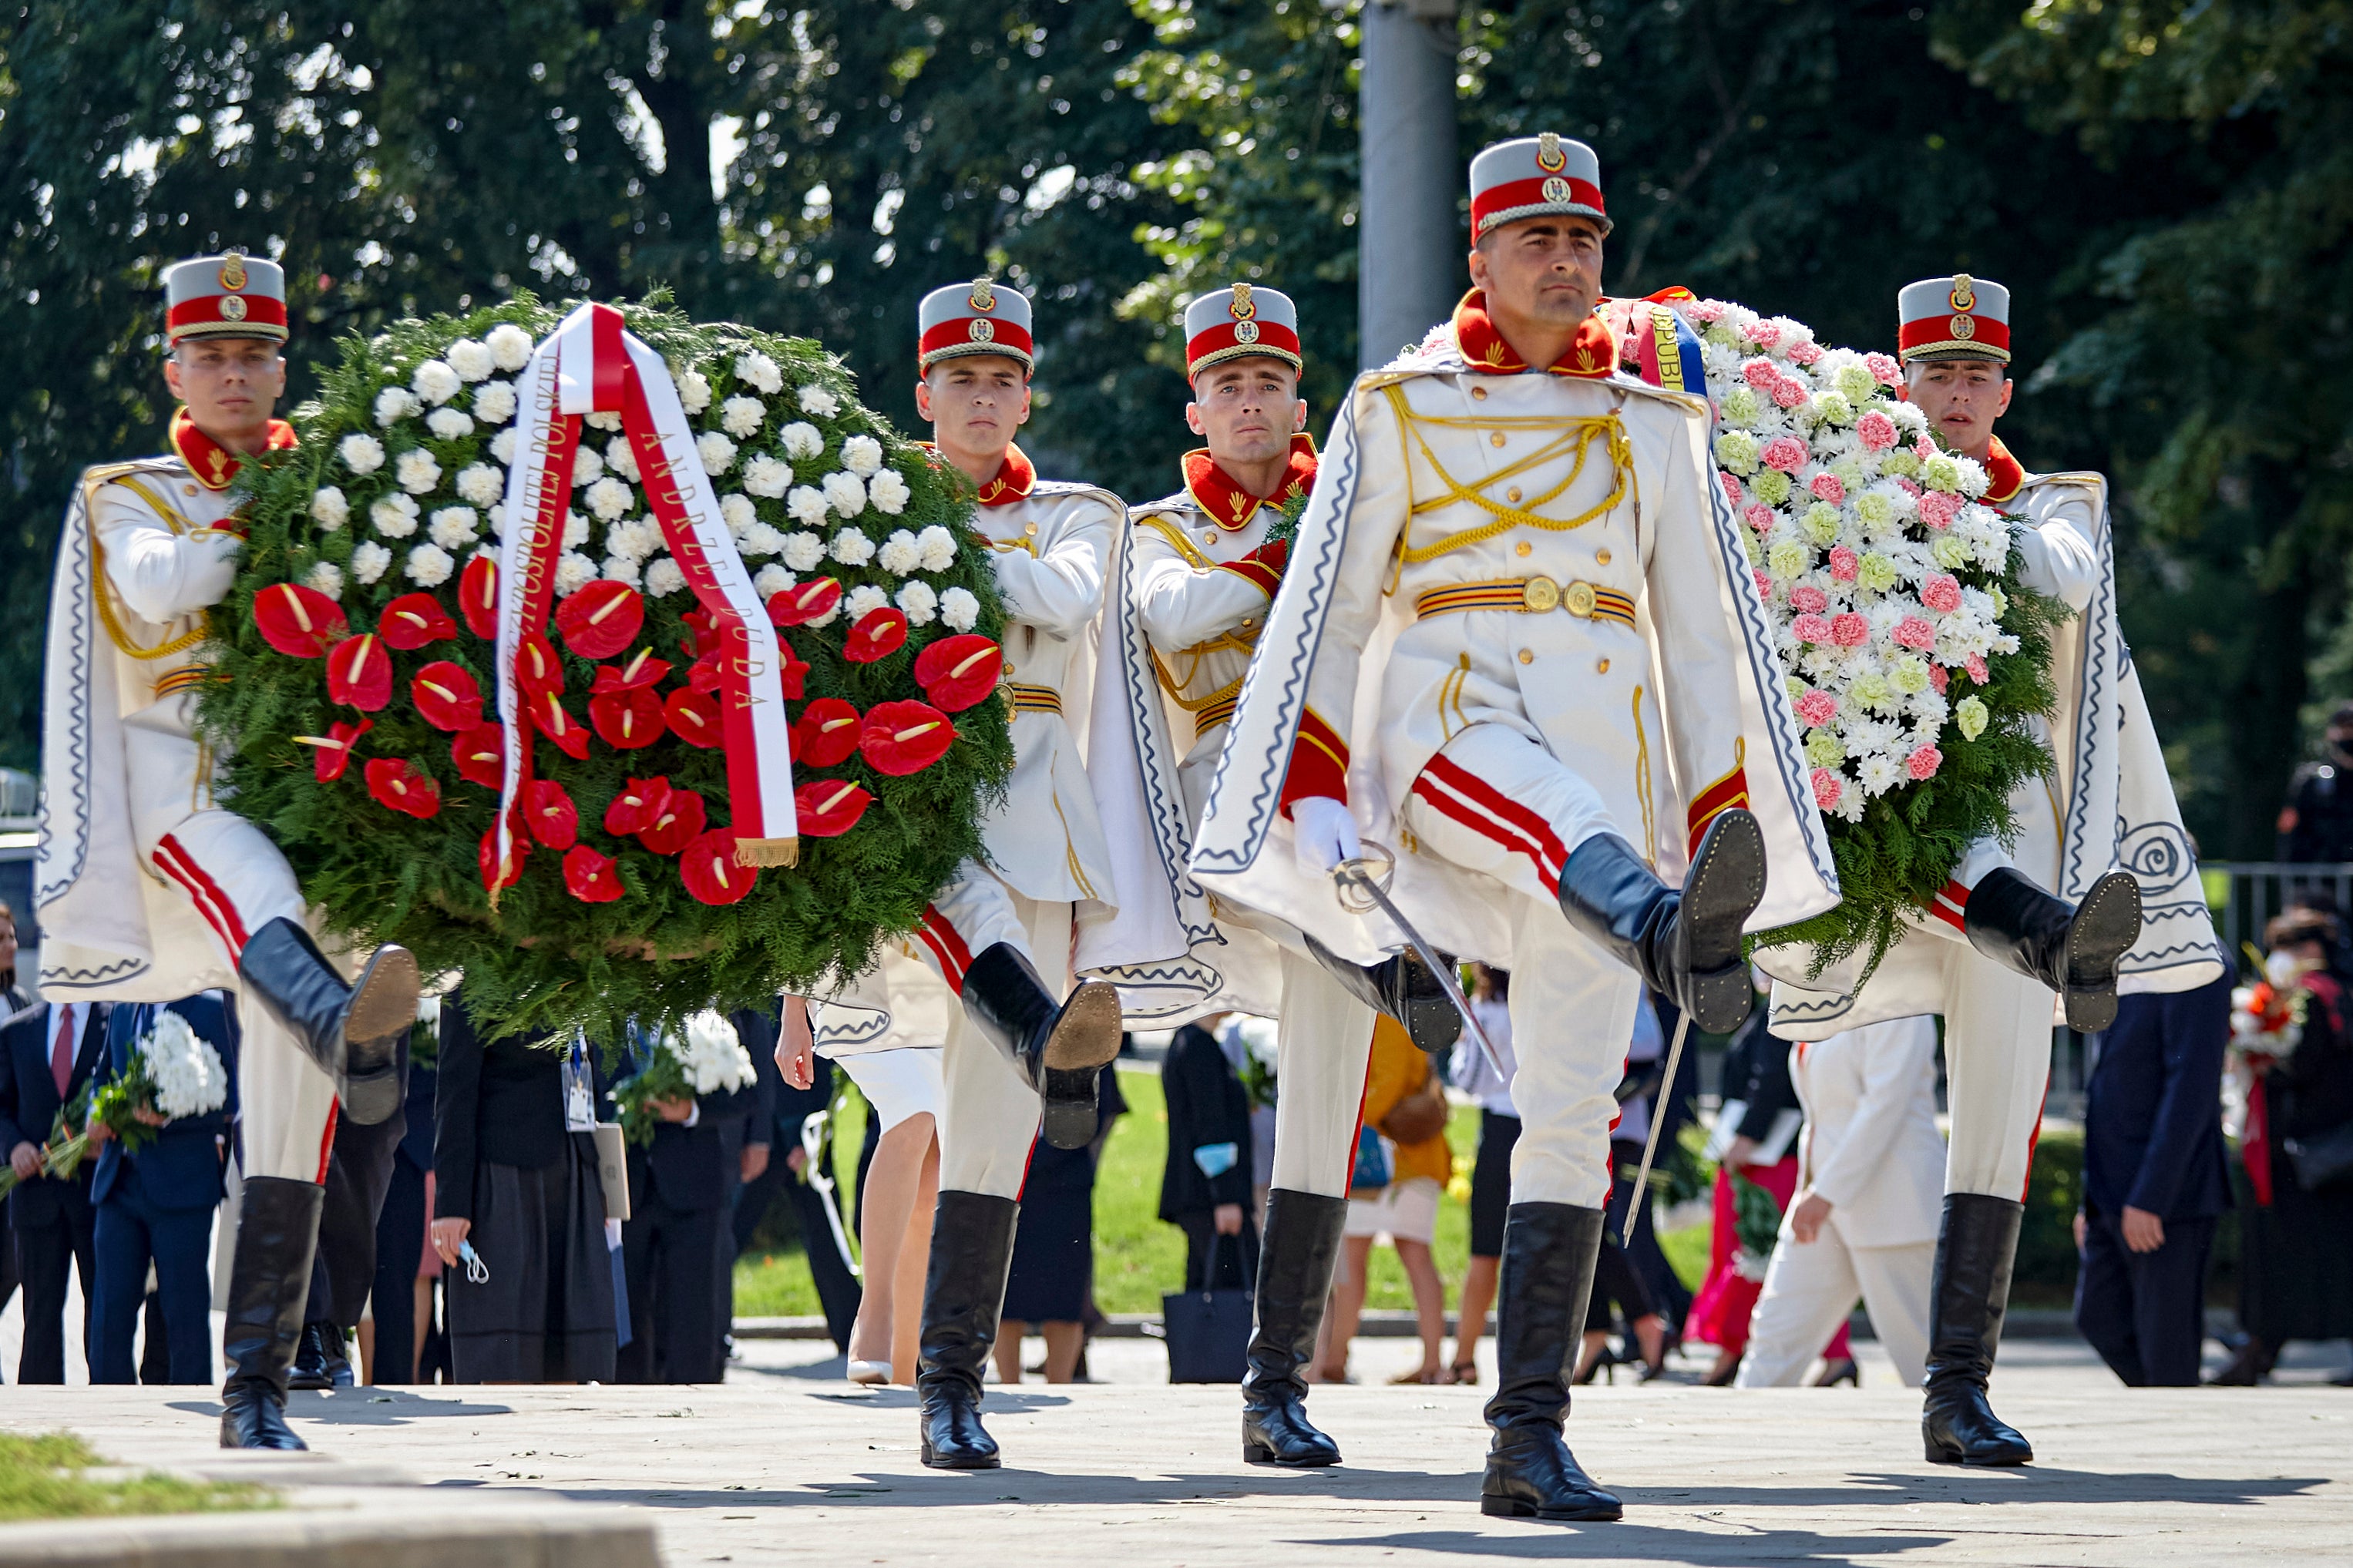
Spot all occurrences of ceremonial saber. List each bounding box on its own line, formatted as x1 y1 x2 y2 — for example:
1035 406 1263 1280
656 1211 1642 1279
800 1110 860 1280
1620 1009 1693 1247
1331 856 1509 1082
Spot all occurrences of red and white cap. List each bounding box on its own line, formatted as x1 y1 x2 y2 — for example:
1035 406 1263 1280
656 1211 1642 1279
1898 274 2011 364
918 277 1034 375
1184 284 1302 378
163 252 287 345
1469 133 1609 241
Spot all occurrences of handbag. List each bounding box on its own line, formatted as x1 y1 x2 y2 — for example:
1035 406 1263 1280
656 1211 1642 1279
1161 1232 1252 1383
2283 1120 2353 1193
1350 1125 1393 1194
1379 1063 1450 1147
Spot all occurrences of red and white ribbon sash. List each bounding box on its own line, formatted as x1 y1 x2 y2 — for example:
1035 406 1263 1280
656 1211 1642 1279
492 304 798 893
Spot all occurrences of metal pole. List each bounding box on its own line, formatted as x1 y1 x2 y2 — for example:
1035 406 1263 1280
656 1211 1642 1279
1357 0 1462 370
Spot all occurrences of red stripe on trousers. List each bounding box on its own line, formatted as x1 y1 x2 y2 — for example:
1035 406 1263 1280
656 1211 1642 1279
1411 766 1564 897
1342 1018 1376 1194
316 1099 340 1184
1424 754 1572 875
1930 879 1970 932
155 834 249 961
2020 1083 2049 1204
916 905 975 992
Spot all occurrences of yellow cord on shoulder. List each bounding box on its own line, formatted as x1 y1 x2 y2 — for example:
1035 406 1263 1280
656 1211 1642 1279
89 475 210 661
1381 384 1632 565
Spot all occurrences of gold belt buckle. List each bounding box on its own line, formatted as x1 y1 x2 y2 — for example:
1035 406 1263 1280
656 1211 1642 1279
1564 580 1598 618
1521 576 1561 613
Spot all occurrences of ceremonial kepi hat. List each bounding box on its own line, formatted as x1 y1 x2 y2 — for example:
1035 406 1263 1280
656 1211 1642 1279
1898 274 2011 365
1184 284 1302 379
918 278 1034 375
163 252 288 345
1469 133 1611 241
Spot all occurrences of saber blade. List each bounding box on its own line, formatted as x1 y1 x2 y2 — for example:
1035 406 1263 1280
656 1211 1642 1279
1333 860 1508 1082
1621 1009 1692 1247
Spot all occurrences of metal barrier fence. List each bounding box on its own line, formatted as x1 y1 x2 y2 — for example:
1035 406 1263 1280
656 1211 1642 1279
2204 861 2353 967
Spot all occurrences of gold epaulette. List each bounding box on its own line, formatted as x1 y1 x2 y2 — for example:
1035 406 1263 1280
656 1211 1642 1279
1133 509 1216 571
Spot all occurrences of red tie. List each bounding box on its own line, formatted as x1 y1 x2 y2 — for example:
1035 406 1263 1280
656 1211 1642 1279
51 1007 75 1098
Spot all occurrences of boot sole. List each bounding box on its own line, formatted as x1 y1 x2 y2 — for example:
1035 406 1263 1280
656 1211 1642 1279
1037 981 1122 1150
2061 871 2141 1032
1924 1445 2032 1467
919 1441 1001 1470
345 945 421 1077
1244 1440 1340 1466
1480 1494 1624 1522
1684 810 1766 1032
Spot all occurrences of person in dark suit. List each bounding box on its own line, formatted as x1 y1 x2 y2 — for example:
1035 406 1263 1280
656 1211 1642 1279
365 1039 437 1383
615 1019 756 1384
2073 974 2232 1386
86 996 235 1383
1160 1015 1259 1294
1 997 109 1382
729 1007 861 1354
709 1006 780 1371
289 1082 408 1389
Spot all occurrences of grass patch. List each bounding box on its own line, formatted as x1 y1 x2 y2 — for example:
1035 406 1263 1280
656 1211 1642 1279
0 1432 272 1523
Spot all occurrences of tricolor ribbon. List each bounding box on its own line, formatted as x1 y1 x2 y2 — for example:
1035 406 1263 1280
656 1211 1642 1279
492 304 798 898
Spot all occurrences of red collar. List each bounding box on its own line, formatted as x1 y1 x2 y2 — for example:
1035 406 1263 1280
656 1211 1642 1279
1981 435 2025 506
172 407 297 492
1182 434 1318 531
1450 290 1619 379
976 443 1036 508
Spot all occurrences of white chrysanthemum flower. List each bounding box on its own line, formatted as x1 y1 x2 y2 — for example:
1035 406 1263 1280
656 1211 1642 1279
602 553 643 586
696 430 738 474
779 421 824 461
840 435 885 478
844 583 891 621
429 506 480 551
829 526 876 567
605 517 661 562
822 471 866 517
374 386 420 427
339 432 387 475
916 525 957 571
405 542 455 586
877 529 922 576
782 531 826 571
395 448 442 495
553 551 597 597
562 511 590 552
644 556 687 599
741 522 786 558
140 1009 228 1120
425 407 474 442
869 468 912 515
305 560 345 600
896 579 939 625
350 540 393 585
472 380 517 425
570 446 603 488
604 435 639 482
371 493 421 538
584 410 622 433
677 1010 756 1093
721 395 766 439
675 368 712 414
310 486 350 530
798 384 841 418
786 485 831 528
489 428 519 465
742 455 792 499
719 493 758 536
486 322 534 371
412 359 462 406
734 351 784 395
939 586 981 633
584 475 635 522
753 562 796 599
456 463 505 507
447 339 494 382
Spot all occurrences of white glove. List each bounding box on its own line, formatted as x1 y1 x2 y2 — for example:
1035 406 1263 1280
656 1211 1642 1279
1291 794 1361 878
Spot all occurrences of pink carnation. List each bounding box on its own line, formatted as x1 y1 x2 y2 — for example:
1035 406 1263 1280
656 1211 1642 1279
1892 615 1937 650
1742 358 1779 390
1787 340 1824 368
1828 546 1860 581
1809 472 1846 505
1743 502 1776 534
1749 320 1783 351
1865 351 1902 388
1907 744 1944 781
1965 653 1989 685
1830 613 1871 647
1689 301 1727 324
1857 409 1898 452
1761 435 1810 474
1771 378 1809 410
1917 490 1961 530
1913 434 1938 462
1719 471 1743 507
1790 613 1833 645
1895 477 1922 499
1790 586 1828 614
1810 767 1843 810
1795 690 1838 727
1753 569 1773 601
1930 663 1951 694
1921 573 1963 613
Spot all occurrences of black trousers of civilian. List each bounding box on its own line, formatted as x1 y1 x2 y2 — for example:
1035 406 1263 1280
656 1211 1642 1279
2074 1209 2215 1387
305 1111 405 1331
620 1190 724 1384
734 1158 862 1354
11 1183 96 1383
368 1152 429 1383
1177 1211 1259 1294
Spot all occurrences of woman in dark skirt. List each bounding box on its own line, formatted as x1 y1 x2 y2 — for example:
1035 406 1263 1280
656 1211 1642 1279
429 996 617 1383
996 1063 1127 1383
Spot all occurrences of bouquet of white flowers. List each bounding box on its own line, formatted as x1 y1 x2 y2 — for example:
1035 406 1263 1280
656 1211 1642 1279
21 1009 232 1187
609 1009 755 1145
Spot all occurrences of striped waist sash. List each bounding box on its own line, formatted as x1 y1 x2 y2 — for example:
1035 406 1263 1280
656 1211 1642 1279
1003 682 1063 717
1413 576 1635 630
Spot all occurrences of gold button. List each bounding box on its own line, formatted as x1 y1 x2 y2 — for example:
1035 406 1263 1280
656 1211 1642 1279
1597 657 1611 674
1003 660 1016 675
1024 522 1037 536
1596 548 1612 566
182 484 199 497
1489 431 1506 448
1518 650 1534 666
1471 385 1488 401
1515 541 1531 558
1240 616 1255 627
1507 487 1523 503
1202 530 1219 546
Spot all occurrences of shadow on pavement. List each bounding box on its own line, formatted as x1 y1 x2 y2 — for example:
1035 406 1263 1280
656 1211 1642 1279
1632 1468 2333 1510
1289 1524 1948 1563
169 1393 518 1424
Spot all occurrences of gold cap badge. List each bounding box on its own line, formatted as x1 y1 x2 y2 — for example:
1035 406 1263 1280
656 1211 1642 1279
968 318 995 343
1949 313 1976 341
1536 132 1567 173
1229 282 1255 321
1234 319 1260 344
1948 274 1976 311
219 254 247 290
969 277 996 312
219 294 248 321
1541 176 1571 203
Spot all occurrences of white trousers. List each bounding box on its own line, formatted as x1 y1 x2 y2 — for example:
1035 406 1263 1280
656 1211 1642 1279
1738 1232 1935 1388
1265 949 1379 1198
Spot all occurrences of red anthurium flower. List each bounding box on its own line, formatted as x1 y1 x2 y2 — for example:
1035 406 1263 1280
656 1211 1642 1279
766 577 841 627
479 820 529 892
563 844 624 904
778 649 808 700
298 717 372 782
589 684 667 750
794 698 862 767
859 700 957 777
254 583 350 658
379 593 457 651
325 633 392 711
603 776 672 837
531 691 591 760
679 608 724 660
794 778 872 838
844 606 909 664
523 777 580 849
515 631 564 697
364 757 441 820
637 787 707 856
410 661 485 732
680 828 758 905
913 635 1003 713
590 648 671 693
555 579 645 660
664 688 722 749
459 555 500 639
451 723 506 789
687 651 725 695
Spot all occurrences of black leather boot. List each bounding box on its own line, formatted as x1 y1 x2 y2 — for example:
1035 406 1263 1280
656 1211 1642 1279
1242 1189 1348 1466
1305 936 1463 1056
1961 867 2141 1032
237 918 417 1126
916 1190 1020 1470
220 1177 324 1450
959 942 1122 1150
1481 1203 1622 1521
288 1323 355 1391
1555 810 1764 1035
1921 1194 2033 1466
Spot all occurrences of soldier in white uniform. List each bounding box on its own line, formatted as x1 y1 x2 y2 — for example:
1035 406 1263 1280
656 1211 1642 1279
808 280 1126 1471
34 256 420 1449
1762 277 2225 1466
1188 137 1843 1523
1084 285 1458 1471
